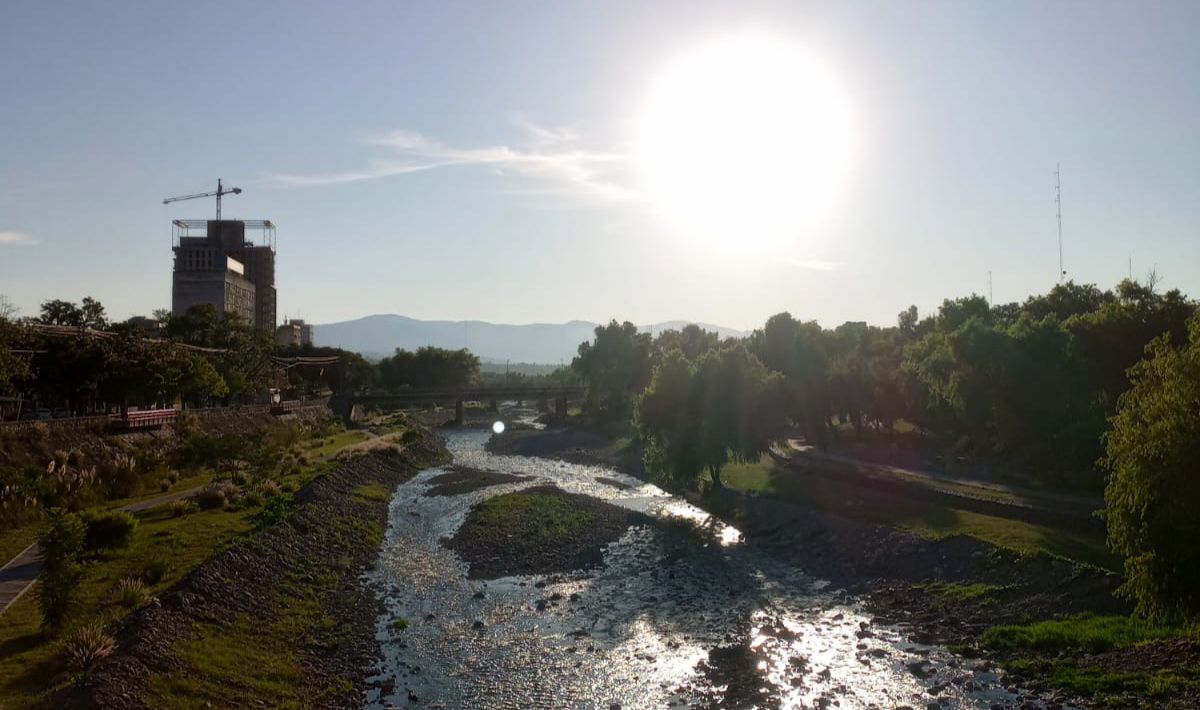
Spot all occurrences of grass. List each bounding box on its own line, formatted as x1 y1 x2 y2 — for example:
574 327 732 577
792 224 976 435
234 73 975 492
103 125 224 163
983 614 1181 653
0 425 376 709
717 454 1117 570
0 503 257 707
1005 658 1200 704
982 614 1200 704
352 482 391 503
143 497 389 708
471 492 595 541
307 430 370 459
0 527 39 568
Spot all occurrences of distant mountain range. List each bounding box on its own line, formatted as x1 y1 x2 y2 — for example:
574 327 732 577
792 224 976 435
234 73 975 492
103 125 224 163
313 314 746 364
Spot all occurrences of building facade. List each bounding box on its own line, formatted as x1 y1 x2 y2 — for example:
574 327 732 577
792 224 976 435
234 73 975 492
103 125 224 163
275 318 314 347
171 219 276 330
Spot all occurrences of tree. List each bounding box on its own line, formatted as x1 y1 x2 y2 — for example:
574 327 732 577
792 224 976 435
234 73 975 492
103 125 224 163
376 346 480 390
0 294 18 321
1103 315 1200 623
0 317 32 395
572 320 653 419
79 297 107 329
638 345 782 490
39 299 85 327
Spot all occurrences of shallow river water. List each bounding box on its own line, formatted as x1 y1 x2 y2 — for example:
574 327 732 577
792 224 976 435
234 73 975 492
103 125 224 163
365 429 1047 709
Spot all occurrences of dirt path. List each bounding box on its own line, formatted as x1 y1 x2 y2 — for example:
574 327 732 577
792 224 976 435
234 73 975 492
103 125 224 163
784 438 1103 515
0 485 205 616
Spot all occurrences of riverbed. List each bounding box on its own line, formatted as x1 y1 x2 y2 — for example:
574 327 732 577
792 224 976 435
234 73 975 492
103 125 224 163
366 428 1041 709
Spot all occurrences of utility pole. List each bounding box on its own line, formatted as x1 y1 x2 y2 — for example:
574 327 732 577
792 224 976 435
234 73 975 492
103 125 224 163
988 270 993 306
1055 164 1064 284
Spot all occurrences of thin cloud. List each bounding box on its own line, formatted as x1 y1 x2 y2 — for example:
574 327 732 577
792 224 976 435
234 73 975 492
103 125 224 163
0 231 39 246
266 120 639 201
784 258 838 271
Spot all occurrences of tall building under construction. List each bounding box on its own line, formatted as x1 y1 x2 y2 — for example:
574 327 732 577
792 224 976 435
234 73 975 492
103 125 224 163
171 219 277 330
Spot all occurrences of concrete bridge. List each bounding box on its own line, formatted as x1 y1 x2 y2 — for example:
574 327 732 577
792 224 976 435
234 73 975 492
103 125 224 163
334 385 585 425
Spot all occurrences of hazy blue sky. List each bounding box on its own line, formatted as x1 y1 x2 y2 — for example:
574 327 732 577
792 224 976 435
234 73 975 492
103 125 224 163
1 1 1197 330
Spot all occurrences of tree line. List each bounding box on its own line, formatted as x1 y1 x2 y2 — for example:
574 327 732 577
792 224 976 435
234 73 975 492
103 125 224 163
569 280 1200 622
0 297 499 416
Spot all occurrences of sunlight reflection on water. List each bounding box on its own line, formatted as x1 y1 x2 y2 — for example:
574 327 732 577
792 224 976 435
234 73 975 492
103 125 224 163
364 428 1053 709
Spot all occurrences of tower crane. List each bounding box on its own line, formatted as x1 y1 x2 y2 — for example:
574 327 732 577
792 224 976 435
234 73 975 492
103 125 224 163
163 178 242 220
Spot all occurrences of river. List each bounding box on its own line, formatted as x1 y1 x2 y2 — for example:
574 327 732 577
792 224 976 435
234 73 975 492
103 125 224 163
365 427 1041 709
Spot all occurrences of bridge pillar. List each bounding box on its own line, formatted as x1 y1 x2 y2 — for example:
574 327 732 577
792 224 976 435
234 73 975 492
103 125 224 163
455 399 465 426
555 396 568 422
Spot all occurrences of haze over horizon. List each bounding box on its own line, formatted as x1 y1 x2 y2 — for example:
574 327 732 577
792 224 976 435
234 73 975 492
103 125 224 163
2 1 1198 332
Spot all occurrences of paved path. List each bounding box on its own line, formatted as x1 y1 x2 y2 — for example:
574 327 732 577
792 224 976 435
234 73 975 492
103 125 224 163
784 439 1103 513
0 485 204 617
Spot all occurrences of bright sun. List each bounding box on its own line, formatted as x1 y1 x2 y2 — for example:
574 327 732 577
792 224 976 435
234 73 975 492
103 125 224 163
637 34 854 253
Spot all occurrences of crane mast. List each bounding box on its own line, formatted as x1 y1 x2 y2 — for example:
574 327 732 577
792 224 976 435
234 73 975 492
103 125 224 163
163 178 242 220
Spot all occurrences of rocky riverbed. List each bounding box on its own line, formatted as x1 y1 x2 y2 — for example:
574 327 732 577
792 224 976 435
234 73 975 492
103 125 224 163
366 429 1076 708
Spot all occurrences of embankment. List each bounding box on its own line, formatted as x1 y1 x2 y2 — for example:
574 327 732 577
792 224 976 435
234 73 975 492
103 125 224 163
48 428 448 710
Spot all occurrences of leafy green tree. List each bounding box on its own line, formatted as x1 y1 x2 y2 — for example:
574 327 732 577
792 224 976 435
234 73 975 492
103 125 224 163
39 299 85 327
638 345 782 490
1103 316 1200 623
377 346 480 390
0 317 32 395
653 324 719 363
572 320 653 419
747 312 830 449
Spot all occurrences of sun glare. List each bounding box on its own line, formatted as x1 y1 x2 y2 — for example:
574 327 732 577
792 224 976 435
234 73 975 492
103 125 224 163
637 34 854 253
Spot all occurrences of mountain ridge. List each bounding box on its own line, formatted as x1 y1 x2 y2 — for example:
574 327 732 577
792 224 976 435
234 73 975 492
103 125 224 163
313 314 746 364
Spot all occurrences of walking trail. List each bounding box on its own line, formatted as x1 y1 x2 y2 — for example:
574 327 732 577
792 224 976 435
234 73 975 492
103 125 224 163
0 486 202 616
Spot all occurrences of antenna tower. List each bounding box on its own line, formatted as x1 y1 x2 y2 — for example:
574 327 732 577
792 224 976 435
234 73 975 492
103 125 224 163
1055 164 1064 283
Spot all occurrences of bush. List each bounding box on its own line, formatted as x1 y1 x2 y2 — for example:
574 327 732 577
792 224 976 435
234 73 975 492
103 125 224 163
60 623 116 670
169 499 193 518
196 481 240 510
113 577 153 608
104 454 141 498
139 555 172 585
82 510 138 552
159 479 171 493
242 489 265 508
258 480 282 498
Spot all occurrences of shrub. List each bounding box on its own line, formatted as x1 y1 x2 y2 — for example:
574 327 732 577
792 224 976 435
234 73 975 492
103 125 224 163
82 510 138 552
242 489 265 508
196 481 240 510
139 555 171 585
38 558 84 634
167 470 180 484
169 499 193 518
114 577 153 608
37 509 88 632
60 623 116 670
258 480 282 498
159 479 171 493
104 454 141 498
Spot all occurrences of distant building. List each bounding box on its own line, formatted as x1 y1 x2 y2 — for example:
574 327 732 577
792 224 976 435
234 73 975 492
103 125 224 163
275 318 314 347
124 315 164 337
171 219 276 330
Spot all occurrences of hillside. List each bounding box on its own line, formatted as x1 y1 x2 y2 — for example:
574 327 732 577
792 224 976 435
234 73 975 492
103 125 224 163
313 315 745 364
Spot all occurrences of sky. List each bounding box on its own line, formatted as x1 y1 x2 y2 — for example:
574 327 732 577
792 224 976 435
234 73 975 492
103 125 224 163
1 0 1197 331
